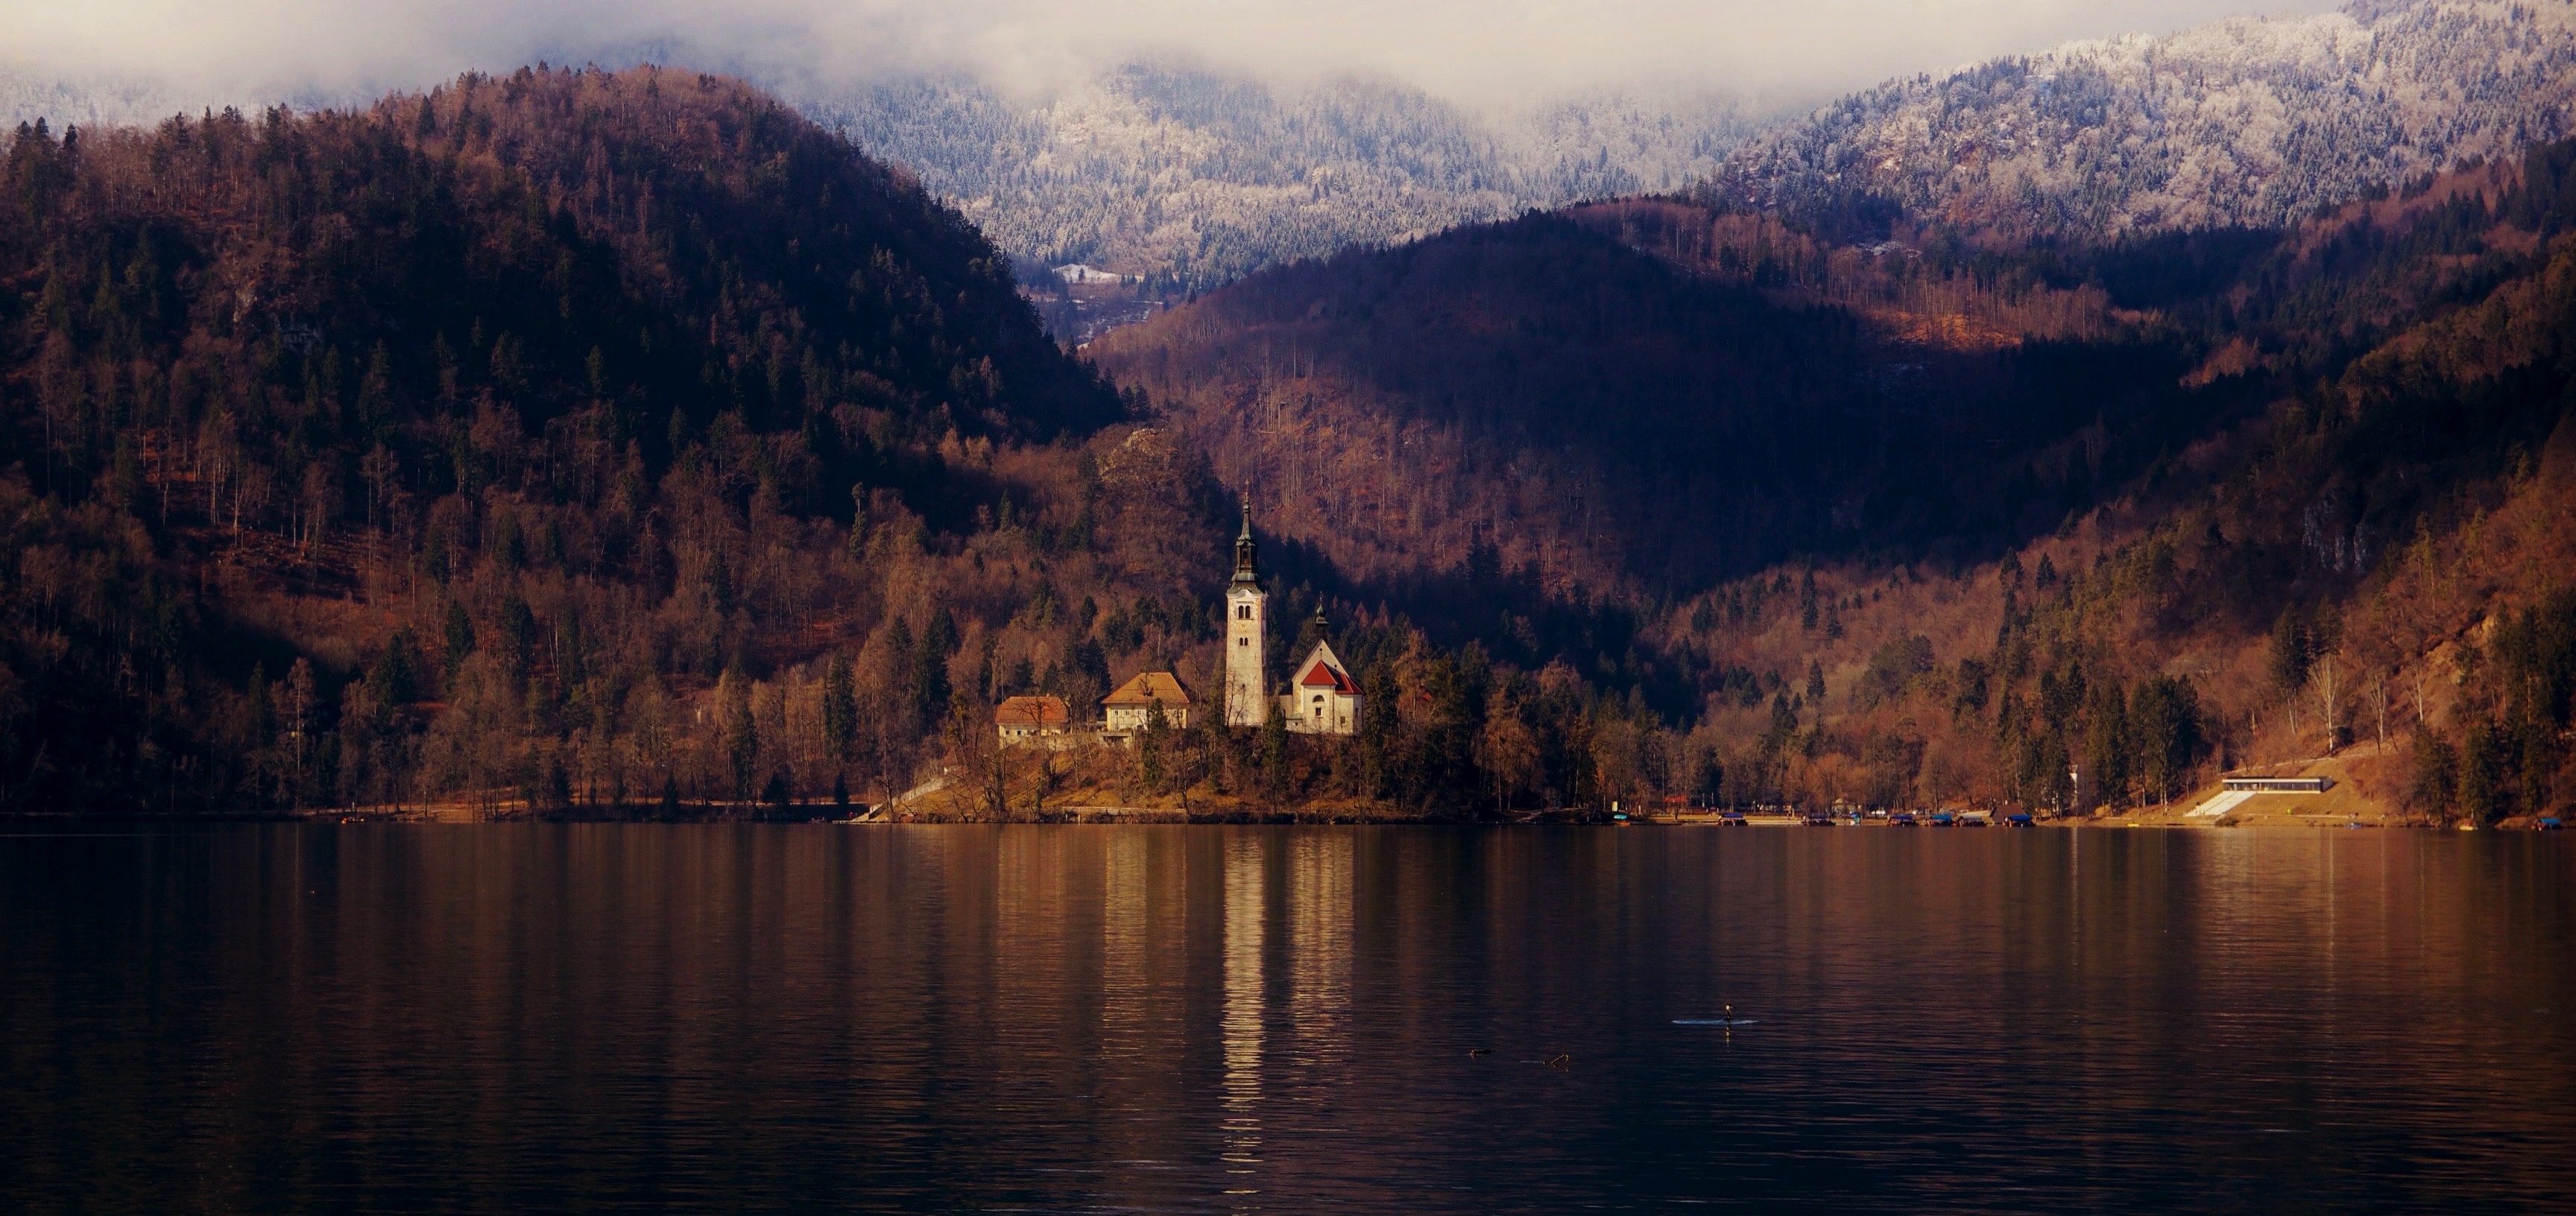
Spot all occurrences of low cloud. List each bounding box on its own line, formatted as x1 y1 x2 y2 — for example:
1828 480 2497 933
13 0 2349 110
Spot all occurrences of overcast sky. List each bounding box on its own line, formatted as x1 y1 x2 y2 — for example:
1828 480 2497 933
14 0 2352 107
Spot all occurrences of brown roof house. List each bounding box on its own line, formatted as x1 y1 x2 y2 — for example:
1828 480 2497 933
1102 671 1196 732
994 694 1071 745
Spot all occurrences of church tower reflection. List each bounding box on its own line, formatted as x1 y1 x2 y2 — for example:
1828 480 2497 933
1288 832 1353 1054
1220 834 1267 1203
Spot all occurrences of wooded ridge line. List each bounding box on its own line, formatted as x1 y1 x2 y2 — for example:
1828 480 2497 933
4 63 2575 825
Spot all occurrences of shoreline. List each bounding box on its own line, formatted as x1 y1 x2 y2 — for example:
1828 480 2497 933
0 807 2534 829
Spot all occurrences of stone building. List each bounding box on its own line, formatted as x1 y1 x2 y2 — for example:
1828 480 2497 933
1223 502 1269 727
1222 502 1363 735
1281 637 1362 735
1102 671 1196 732
994 694 1070 745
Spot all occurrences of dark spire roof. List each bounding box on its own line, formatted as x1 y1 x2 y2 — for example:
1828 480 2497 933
1232 496 1260 585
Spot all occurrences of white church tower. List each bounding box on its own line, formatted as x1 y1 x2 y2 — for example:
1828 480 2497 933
1224 501 1269 726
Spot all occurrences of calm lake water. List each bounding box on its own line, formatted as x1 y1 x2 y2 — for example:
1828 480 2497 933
3 824 2572 1213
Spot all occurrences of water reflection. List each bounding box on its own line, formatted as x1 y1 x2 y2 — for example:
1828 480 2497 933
1288 833 1353 1053
1102 829 1148 1063
1220 834 1266 1200
1 826 2572 1212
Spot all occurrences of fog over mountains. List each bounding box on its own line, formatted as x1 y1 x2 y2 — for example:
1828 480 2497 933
812 68 1758 293
833 0 2576 297
0 60 1759 296
7 1 2575 296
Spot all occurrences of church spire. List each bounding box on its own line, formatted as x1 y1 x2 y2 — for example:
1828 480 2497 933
1233 496 1259 584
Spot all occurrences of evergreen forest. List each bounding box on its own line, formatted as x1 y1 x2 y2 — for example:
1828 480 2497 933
6 62 2576 824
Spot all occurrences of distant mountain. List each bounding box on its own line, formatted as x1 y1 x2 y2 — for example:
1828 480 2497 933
1099 128 2576 601
15 0 2576 311
1705 0 2576 242
809 64 1758 295
1093 135 2576 818
10 63 2576 823
1087 201 2203 598
3 58 1758 312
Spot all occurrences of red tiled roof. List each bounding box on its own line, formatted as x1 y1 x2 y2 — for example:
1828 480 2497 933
1299 661 1356 694
995 695 1070 727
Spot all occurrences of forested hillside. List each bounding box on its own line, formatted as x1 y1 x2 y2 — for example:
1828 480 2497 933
9 60 2576 826
4 60 1758 310
0 66 1164 814
1649 137 2576 821
1087 203 2203 595
1094 135 2576 823
0 66 1731 821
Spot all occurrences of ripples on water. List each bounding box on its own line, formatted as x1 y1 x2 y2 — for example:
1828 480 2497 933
2 826 2572 1212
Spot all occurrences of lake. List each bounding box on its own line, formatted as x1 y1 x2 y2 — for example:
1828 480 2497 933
2 824 2571 1212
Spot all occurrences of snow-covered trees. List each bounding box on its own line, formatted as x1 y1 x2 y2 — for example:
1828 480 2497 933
815 63 1755 294
1705 1 2576 243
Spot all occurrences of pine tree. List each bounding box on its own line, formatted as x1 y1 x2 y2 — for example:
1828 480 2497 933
2129 675 2203 808
1357 667 1397 799
443 602 476 676
2460 719 2506 825
1259 698 1290 801
911 630 950 736
2269 608 2311 701
724 671 760 807
2407 728 2458 820
2082 681 2130 813
821 653 856 764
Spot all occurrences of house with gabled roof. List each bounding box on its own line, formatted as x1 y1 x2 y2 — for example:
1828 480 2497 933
1282 637 1362 735
1102 671 1196 732
994 694 1070 745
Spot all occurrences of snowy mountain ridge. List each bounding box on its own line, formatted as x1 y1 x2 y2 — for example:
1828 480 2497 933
809 65 1758 294
1702 0 2576 240
11 0 2576 298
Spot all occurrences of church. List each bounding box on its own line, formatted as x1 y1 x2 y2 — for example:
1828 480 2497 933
1225 504 1363 735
